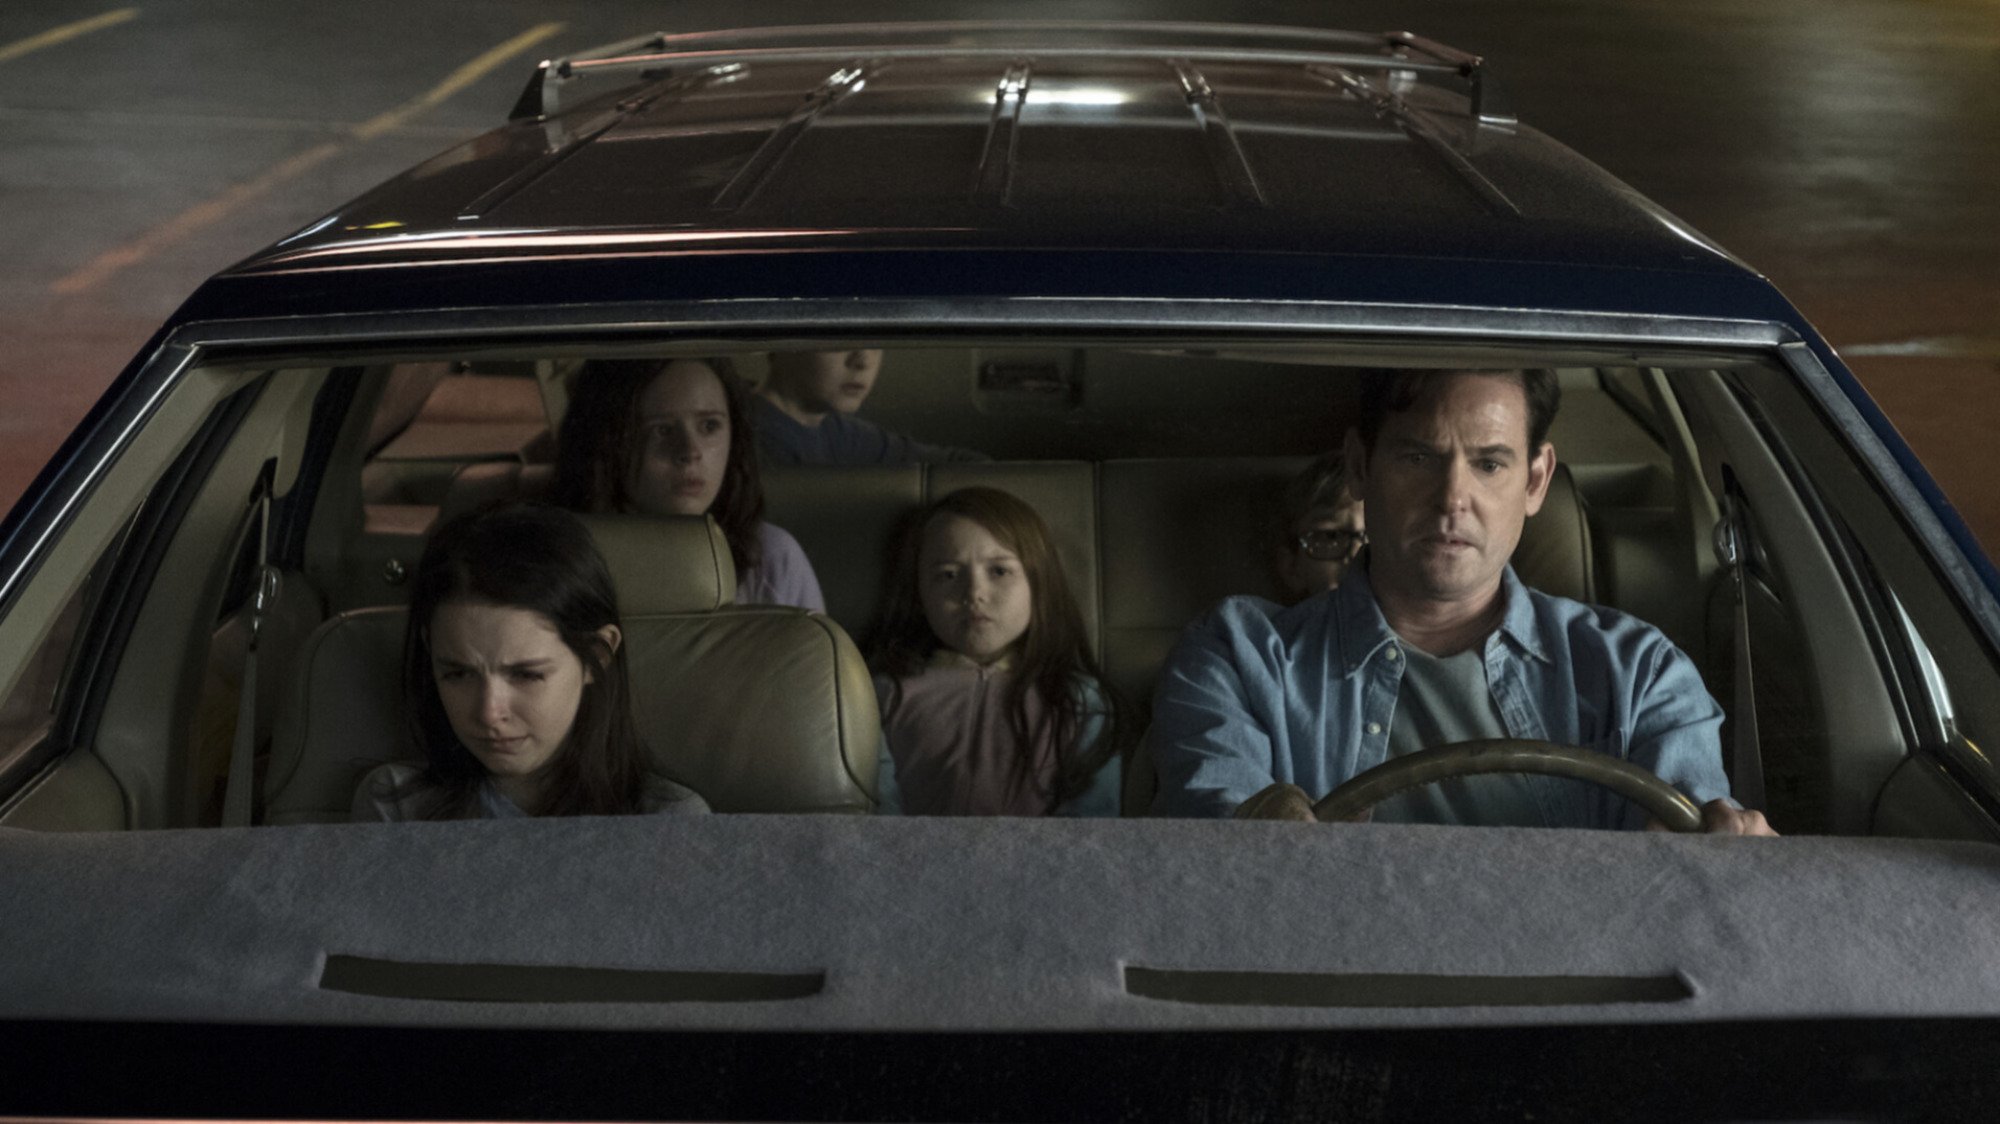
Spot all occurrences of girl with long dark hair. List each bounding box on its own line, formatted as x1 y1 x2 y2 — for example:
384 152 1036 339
869 487 1125 816
351 503 708 820
553 357 824 610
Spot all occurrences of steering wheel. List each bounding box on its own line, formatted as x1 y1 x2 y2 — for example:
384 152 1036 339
1310 738 1705 832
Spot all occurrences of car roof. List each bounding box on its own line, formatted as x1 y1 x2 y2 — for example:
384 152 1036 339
222 22 1752 289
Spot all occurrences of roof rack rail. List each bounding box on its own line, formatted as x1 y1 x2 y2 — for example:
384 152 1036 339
509 31 671 121
1383 30 1512 125
508 21 1512 126
1308 65 1520 216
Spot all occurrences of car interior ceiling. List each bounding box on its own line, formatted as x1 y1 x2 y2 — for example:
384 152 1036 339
0 342 1993 844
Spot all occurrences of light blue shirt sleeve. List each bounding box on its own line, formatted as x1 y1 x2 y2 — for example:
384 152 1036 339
1145 572 1731 830
1611 632 1730 829
872 733 902 815
1147 602 1292 818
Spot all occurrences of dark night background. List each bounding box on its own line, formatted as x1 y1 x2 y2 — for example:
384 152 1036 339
3 0 1994 541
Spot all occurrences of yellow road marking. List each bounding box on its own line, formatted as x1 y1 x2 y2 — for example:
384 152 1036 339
0 8 137 64
50 21 565 296
51 141 345 295
354 21 564 141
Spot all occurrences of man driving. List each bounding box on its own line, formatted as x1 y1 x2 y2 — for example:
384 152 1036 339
1149 368 1775 835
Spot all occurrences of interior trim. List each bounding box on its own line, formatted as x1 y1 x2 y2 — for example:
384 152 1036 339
319 954 826 1004
1124 966 1693 1008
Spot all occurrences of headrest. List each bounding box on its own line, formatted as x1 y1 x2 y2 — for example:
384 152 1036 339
575 513 737 614
438 462 554 523
265 604 880 822
1514 462 1596 603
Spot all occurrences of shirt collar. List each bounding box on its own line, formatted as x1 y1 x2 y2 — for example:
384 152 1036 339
1329 566 1402 676
1335 563 1548 670
1493 566 1550 664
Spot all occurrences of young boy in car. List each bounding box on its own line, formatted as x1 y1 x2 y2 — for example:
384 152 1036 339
753 349 988 466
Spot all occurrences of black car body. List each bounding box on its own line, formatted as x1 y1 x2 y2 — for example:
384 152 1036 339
4 22 2000 1120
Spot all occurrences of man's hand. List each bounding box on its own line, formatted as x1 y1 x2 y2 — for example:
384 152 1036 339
1232 783 1375 823
1232 783 1318 822
1646 799 1779 836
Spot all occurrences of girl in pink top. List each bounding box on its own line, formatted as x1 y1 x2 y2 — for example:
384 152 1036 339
869 487 1124 816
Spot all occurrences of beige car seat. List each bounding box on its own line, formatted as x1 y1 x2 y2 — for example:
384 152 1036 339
264 514 878 823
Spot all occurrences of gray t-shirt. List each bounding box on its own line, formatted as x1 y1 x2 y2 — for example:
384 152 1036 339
1370 644 1549 827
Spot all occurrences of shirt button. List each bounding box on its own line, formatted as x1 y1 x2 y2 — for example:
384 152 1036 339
1366 722 1383 736
1386 648 1401 662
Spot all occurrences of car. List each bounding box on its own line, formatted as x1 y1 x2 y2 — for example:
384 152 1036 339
5 19 2000 1119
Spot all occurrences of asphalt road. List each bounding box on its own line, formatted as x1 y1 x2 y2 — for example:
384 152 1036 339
3 0 1996 544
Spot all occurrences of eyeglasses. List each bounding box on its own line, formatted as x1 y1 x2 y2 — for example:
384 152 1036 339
1297 528 1367 562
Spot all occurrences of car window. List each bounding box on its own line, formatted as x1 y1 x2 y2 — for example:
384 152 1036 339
1892 592 1956 737
0 556 104 779
1 341 1994 845
1598 366 1668 447
1679 358 2000 830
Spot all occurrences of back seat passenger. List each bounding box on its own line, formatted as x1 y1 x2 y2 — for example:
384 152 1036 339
399 456 1597 816
266 514 879 822
765 460 1594 713
427 457 1595 713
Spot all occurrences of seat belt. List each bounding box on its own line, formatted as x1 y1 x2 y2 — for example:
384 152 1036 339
1711 489 1767 811
221 460 281 828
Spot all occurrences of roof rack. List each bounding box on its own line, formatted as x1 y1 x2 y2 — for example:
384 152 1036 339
1308 65 1521 217
508 21 1513 126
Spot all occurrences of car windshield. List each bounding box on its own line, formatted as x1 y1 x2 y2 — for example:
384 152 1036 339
2 336 1988 827
3 330 1999 1050
18 18 2000 1115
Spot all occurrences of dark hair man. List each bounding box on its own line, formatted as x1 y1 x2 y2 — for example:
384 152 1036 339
1149 369 1773 835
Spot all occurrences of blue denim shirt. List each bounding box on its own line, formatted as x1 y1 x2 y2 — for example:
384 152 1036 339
1148 566 1730 828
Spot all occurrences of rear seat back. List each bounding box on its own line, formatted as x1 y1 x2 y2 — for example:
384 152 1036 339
758 466 921 633
769 458 1313 709
267 515 876 822
766 458 1596 714
397 455 1596 819
621 606 876 812
417 455 1593 746
763 462 1100 656
580 513 736 611
1097 458 1302 710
